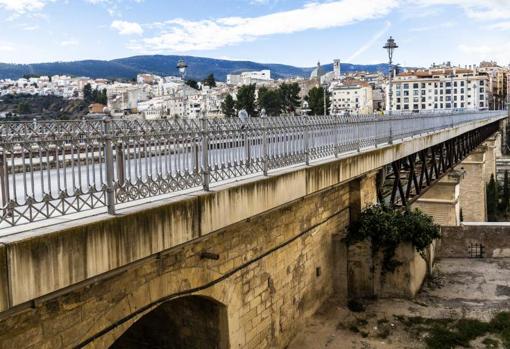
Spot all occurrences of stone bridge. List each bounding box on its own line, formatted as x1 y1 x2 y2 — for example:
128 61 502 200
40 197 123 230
0 113 507 349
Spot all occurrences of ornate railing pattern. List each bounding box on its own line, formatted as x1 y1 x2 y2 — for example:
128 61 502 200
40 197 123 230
0 110 505 227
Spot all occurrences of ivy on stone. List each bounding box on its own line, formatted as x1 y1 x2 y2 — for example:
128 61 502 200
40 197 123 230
346 205 441 273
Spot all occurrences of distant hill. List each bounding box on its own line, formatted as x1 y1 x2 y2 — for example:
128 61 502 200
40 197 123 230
0 55 392 81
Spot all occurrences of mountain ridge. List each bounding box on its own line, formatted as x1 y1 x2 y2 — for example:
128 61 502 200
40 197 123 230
0 55 392 81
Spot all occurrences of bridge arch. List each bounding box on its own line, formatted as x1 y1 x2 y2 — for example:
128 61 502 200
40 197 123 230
109 295 229 349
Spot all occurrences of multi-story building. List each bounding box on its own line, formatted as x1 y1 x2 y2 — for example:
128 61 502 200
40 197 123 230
388 68 489 112
227 70 272 86
479 61 508 110
330 80 374 115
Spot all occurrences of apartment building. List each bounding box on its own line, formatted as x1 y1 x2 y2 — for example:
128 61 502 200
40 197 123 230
330 80 374 114
388 68 489 112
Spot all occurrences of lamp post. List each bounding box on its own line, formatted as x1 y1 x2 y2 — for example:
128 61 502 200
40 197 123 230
449 69 455 113
383 36 398 115
177 58 188 117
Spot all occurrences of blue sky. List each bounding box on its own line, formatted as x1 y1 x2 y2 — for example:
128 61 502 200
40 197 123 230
1 0 510 68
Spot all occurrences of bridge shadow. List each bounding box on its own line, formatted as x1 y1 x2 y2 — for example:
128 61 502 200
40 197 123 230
109 295 229 349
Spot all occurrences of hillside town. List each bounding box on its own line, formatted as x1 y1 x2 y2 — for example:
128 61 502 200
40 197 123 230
0 58 508 120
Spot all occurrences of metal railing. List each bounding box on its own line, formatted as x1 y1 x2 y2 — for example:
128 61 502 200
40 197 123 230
0 110 505 228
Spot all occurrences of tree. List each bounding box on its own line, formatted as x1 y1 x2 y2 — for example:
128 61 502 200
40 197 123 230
16 102 31 114
203 74 216 88
487 174 499 222
257 87 282 116
501 170 510 214
236 84 257 117
99 88 108 105
279 82 301 114
83 83 93 103
185 80 200 90
221 94 236 118
305 86 330 115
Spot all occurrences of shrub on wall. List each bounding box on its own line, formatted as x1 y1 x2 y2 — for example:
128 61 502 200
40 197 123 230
346 205 441 273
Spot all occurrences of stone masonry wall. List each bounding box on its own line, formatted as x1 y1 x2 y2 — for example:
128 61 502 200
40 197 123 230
440 224 510 258
0 183 350 349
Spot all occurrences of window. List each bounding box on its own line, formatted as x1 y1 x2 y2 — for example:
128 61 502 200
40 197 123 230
396 105 401 110
404 104 409 110
413 104 419 110
404 91 409 96
403 83 409 89
480 88 484 93
404 97 409 103
413 83 419 89
421 104 426 109
413 97 419 103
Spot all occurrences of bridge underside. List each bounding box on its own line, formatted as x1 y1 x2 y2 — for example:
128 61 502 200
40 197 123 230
380 122 500 207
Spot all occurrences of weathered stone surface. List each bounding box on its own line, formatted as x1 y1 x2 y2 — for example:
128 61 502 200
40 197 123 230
0 182 351 349
440 224 510 258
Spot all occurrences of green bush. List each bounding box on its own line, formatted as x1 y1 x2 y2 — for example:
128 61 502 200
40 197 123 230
346 205 441 273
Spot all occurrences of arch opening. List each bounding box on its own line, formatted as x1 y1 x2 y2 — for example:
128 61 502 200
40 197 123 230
109 296 229 349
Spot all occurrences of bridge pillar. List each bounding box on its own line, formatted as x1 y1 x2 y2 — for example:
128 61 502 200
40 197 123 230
483 135 498 183
345 172 378 299
411 171 462 226
455 146 487 222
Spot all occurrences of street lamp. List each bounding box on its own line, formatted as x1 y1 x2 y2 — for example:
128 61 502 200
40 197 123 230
177 58 188 118
383 36 398 115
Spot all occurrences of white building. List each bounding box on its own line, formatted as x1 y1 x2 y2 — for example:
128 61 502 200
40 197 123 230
330 80 374 115
388 68 489 112
227 70 272 86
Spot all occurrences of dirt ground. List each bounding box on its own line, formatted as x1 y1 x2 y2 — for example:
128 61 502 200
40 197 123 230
288 258 510 349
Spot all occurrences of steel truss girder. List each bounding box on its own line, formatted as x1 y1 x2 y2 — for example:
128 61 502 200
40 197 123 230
380 122 499 207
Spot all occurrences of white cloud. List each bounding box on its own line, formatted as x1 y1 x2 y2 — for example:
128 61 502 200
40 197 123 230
0 0 47 13
347 21 392 62
60 39 79 47
132 0 399 52
410 21 456 32
410 0 510 21
458 41 510 63
111 20 143 35
489 21 510 31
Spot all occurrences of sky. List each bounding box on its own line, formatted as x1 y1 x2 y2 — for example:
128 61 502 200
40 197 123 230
1 0 510 68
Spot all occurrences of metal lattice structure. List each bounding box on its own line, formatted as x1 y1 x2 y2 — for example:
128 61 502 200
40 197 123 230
379 120 501 207
0 111 505 228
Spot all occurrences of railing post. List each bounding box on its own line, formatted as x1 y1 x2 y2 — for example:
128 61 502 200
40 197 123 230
0 151 10 217
304 115 310 165
335 115 340 158
388 117 393 144
262 118 268 176
103 117 116 215
201 117 210 191
244 125 251 168
115 141 125 187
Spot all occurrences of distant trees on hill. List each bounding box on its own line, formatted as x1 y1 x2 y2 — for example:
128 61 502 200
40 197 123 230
83 83 107 105
221 82 301 118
